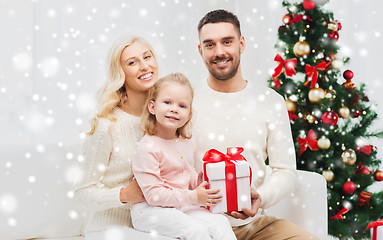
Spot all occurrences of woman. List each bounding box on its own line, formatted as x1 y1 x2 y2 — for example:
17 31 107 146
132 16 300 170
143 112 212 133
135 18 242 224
74 36 173 239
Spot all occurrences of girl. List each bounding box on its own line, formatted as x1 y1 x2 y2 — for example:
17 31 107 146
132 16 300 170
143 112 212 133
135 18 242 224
74 36 173 240
131 73 237 240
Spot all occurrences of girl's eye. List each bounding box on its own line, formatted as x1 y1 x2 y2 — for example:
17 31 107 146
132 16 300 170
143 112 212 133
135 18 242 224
180 105 186 109
164 101 170 105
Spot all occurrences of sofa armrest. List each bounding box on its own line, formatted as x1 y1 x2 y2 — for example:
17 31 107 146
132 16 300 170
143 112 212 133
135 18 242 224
263 169 328 238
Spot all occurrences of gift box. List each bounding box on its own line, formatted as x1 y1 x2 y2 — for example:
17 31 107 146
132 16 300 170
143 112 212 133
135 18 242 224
366 220 383 240
202 147 252 214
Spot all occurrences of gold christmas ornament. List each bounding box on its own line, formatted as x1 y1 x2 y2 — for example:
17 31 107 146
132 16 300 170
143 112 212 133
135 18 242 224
306 114 315 124
318 136 331 150
327 21 339 31
325 88 336 101
322 169 334 182
293 40 311 57
285 99 297 113
338 106 350 118
342 149 357 165
308 87 325 103
331 59 344 69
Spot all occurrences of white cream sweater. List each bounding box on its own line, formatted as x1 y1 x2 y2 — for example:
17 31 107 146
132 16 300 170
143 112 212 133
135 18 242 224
74 108 143 234
193 80 297 227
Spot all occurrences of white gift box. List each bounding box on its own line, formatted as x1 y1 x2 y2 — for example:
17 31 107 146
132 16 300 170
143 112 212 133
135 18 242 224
371 225 383 240
204 160 251 214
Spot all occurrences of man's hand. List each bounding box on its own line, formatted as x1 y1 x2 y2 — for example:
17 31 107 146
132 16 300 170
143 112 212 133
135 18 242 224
228 189 261 220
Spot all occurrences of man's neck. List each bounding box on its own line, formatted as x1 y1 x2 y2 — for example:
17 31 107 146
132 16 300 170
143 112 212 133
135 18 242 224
207 74 247 93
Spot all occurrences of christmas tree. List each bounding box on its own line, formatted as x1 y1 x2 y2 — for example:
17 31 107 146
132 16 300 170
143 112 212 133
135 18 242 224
267 0 383 239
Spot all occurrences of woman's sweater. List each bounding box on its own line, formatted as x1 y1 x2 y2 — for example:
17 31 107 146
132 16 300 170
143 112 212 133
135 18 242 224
74 108 143 234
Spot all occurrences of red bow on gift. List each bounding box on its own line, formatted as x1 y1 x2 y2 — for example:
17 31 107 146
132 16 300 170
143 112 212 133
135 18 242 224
297 129 319 156
272 54 297 89
356 145 374 156
289 14 313 25
304 61 330 88
365 219 383 240
331 207 349 220
202 147 251 212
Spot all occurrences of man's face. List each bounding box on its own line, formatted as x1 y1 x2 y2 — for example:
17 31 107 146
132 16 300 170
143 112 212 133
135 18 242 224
198 22 245 81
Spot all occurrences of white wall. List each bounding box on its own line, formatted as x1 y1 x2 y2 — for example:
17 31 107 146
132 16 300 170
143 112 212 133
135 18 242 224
0 0 382 228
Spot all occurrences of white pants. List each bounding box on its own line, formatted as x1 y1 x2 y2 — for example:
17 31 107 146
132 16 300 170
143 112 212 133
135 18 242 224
131 202 237 240
84 226 176 240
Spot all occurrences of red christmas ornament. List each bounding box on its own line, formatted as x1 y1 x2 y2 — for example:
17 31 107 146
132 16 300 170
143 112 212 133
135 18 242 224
329 31 339 41
282 14 292 25
343 180 356 195
297 129 319 156
374 170 383 181
343 70 354 80
361 167 371 175
353 108 361 118
303 0 316 11
321 111 339 125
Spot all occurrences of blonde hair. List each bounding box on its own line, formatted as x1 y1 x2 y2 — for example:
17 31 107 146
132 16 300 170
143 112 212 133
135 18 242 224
88 36 157 135
141 73 194 139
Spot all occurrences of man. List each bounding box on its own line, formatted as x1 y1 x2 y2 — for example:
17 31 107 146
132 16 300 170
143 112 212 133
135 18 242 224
193 9 318 240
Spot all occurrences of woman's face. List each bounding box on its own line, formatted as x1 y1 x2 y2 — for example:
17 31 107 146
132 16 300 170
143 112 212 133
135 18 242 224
120 41 158 93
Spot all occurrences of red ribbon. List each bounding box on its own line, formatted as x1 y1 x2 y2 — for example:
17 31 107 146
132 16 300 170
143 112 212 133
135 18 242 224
356 145 374 156
272 53 297 79
273 78 281 89
304 61 330 88
297 129 319 156
288 111 298 121
202 147 251 212
289 14 313 25
272 54 297 89
365 219 383 240
331 207 349 220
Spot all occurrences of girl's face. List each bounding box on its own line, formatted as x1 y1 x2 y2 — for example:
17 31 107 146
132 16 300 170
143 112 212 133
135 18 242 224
120 41 158 93
148 83 192 139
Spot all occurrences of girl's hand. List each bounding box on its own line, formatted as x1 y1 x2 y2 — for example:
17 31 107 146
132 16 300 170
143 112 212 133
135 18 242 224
197 171 204 186
196 181 222 206
120 177 145 204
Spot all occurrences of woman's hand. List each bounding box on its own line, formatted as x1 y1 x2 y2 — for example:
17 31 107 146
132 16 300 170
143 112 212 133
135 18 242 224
119 177 145 204
196 181 222 206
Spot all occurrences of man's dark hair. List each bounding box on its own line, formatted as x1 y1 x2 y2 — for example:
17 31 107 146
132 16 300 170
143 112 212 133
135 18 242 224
197 9 241 35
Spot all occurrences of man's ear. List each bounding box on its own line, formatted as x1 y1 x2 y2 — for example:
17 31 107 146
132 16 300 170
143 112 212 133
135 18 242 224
148 100 155 115
239 35 246 54
198 44 203 57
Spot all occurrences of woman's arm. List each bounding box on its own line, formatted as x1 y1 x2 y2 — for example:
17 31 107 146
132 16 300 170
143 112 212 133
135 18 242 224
74 119 129 211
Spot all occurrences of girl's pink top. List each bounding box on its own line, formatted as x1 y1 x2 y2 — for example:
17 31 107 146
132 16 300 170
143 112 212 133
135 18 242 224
133 134 199 208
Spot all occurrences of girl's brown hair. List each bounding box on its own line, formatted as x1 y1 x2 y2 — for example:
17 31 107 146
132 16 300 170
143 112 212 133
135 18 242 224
140 73 193 139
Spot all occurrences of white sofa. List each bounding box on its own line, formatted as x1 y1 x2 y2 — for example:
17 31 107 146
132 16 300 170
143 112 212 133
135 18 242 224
0 143 328 240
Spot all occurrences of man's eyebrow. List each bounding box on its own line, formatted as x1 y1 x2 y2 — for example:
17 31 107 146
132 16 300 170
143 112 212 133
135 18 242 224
202 36 235 44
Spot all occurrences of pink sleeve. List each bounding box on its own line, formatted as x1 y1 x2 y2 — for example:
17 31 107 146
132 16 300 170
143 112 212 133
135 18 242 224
133 141 198 208
189 137 199 190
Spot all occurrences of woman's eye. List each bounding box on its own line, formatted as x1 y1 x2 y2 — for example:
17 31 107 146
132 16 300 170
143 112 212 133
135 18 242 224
144 55 151 59
128 61 136 65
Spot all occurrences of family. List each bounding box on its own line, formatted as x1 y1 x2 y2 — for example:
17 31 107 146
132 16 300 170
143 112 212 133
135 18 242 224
74 9 319 240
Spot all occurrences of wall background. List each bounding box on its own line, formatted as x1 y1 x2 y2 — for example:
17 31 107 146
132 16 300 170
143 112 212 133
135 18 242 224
0 0 382 235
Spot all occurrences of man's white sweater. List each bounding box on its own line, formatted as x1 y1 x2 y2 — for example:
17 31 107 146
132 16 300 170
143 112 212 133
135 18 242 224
193 80 297 227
